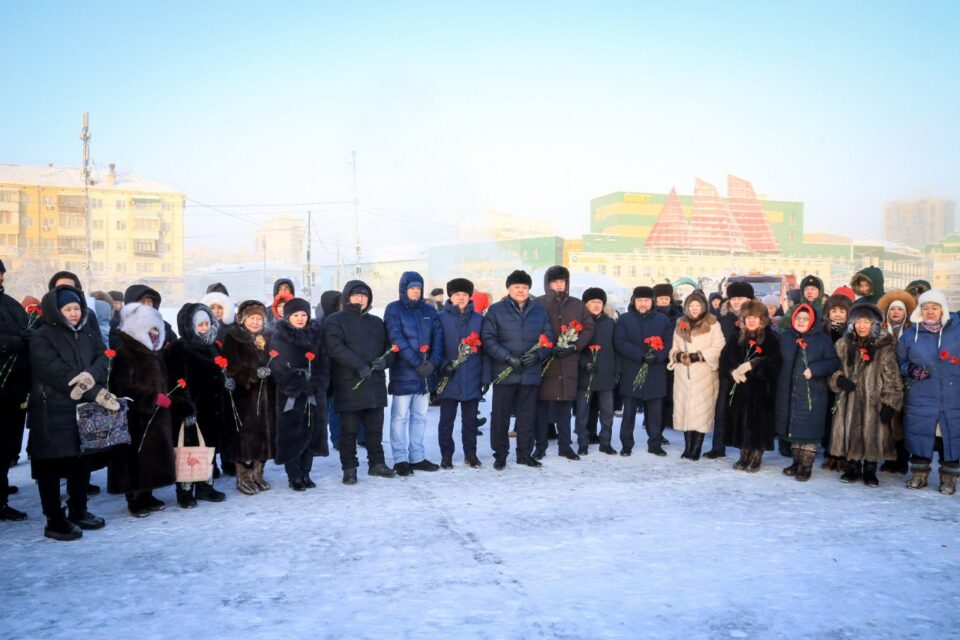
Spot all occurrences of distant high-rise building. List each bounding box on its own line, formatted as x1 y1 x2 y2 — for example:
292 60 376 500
884 199 956 248
254 215 306 264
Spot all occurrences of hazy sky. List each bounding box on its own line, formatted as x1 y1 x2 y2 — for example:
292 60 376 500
4 1 958 262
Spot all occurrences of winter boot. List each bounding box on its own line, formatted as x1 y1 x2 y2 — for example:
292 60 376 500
44 509 82 541
342 467 358 485
176 485 198 509
745 450 764 473
412 459 440 472
881 440 910 475
465 452 482 468
252 461 271 491
441 456 453 470
368 463 398 478
394 462 413 477
783 447 801 477
733 449 750 471
126 493 150 518
681 432 694 460
939 463 959 495
68 509 106 530
795 448 816 482
599 444 618 455
236 463 259 495
194 482 226 502
820 455 838 471
288 477 306 492
0 503 27 521
303 475 316 489
142 493 165 512
906 462 931 490
840 459 863 484
862 461 879 488
578 445 589 456
690 433 705 461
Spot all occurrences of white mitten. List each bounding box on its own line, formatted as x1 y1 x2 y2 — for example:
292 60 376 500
68 371 96 400
95 388 120 411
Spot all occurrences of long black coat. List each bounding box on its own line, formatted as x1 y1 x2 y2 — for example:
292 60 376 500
108 333 178 493
269 320 330 464
774 323 840 443
27 287 109 461
164 303 226 449
721 328 782 450
220 324 274 463
0 289 31 403
536 272 595 401
577 312 618 392
324 280 394 412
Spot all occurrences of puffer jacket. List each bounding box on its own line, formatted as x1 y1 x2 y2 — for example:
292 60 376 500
615 298 673 401
383 271 444 395
437 300 485 402
481 296 554 387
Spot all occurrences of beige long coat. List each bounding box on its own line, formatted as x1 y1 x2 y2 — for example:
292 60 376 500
667 313 725 433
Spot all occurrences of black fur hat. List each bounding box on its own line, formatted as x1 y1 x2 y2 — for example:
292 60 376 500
581 287 607 305
505 270 532 288
633 286 655 300
446 278 474 297
653 283 674 298
282 297 312 319
726 281 754 299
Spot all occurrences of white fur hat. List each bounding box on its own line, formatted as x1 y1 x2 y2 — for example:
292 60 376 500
911 289 950 324
119 303 166 352
199 291 235 325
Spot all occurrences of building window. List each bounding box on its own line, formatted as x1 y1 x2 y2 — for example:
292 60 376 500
599 265 606 275
115 241 127 251
629 265 637 277
116 200 126 209
134 240 157 253
42 239 53 249
162 263 172 273
92 219 104 230
93 240 105 250
613 265 621 277
116 263 126 274
0 191 16 202
57 195 86 213
43 196 55 210
136 262 154 273
0 212 11 224
116 221 126 231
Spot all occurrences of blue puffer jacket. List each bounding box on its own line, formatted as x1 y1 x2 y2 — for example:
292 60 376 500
614 304 673 400
482 296 554 387
898 314 960 461
383 271 444 395
437 300 485 402
774 310 840 442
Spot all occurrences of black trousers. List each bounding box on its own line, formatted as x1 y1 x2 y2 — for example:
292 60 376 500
577 390 613 446
339 408 385 470
491 384 537 463
1 400 26 499
33 457 89 518
438 398 479 458
535 400 576 455
620 397 663 452
710 377 731 452
284 450 315 481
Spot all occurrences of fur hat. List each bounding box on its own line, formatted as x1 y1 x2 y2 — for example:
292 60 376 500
200 291 235 325
906 280 932 297
877 290 916 322
799 275 823 294
653 283 674 299
822 294 853 323
632 286 655 300
505 270 532 288
206 282 229 296
911 289 950 324
738 300 770 327
430 287 445 297
726 281 754 299
581 287 607 305
683 290 709 320
761 294 780 309
48 271 82 291
282 297 312 319
446 278 474 297
847 303 884 339
119 302 165 351
236 300 267 323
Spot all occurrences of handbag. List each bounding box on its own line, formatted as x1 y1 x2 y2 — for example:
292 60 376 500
175 421 215 484
77 397 131 453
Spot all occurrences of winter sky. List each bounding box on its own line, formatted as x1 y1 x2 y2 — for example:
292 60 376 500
3 1 959 259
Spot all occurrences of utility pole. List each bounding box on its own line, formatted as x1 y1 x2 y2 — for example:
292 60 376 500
305 209 312 301
351 150 361 277
81 112 93 288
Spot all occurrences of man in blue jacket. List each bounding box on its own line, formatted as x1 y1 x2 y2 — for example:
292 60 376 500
384 271 444 476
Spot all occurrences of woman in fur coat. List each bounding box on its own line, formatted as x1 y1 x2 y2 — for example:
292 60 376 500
820 294 853 471
164 303 228 507
268 298 330 491
108 303 180 517
220 300 274 494
720 300 782 472
667 291 725 460
829 304 903 488
877 290 916 474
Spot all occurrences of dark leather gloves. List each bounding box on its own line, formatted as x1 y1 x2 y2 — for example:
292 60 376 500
358 366 373 380
519 351 538 368
415 361 435 378
689 352 702 363
506 355 523 369
371 359 387 372
584 361 596 373
555 345 576 359
441 362 456 377
643 350 658 364
837 376 857 393
879 404 895 425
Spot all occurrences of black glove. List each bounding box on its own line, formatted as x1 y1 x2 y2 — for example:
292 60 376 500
584 361 596 373
415 361 435 378
519 351 538 368
674 352 684 363
441 362 456 377
837 376 857 393
358 366 372 380
371 359 387 372
19 328 35 341
506 355 522 369
223 377 236 392
554 345 576 359
879 404 895 425
256 367 271 379
643 350 658 364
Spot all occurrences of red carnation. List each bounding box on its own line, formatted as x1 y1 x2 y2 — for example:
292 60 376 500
176 378 187 389
589 345 602 352
419 345 429 354
214 356 229 369
269 349 279 359
305 352 316 361
104 349 117 358
940 350 950 361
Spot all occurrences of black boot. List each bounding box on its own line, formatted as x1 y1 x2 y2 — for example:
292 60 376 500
288 477 306 492
176 486 198 508
783 447 801 477
302 475 316 489
411 459 440 472
745 449 763 473
342 467 358 485
880 440 909 475
599 444 618 455
681 432 694 460
690 433 705 461
862 461 879 488
733 449 750 470
68 509 105 530
0 503 27 521
464 453 482 468
578 445 589 456
368 463 397 478
44 510 82 541
840 459 863 483
195 483 226 502
441 455 453 470
394 462 413 477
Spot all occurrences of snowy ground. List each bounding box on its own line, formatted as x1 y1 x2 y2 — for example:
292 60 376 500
4 404 960 640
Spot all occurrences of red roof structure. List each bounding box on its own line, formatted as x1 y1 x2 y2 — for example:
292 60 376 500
687 178 749 252
727 174 781 252
644 188 690 249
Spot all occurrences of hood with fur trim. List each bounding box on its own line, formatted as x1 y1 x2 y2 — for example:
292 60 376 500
119 302 166 351
177 302 219 346
878 290 916 325
199 291 235 326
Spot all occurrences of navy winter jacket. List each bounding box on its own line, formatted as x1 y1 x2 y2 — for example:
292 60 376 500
774 321 840 442
437 300 485 402
481 297 554 387
383 271 444 395
614 305 673 400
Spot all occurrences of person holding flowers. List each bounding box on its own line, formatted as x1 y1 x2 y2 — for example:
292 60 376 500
614 286 673 457
481 270 554 470
576 288 618 455
534 265 595 461
268 298 330 491
324 280 398 484
435 278 485 469
719 300 782 472
108 303 180 517
774 304 840 481
897 289 959 494
667 290 725 461
220 301 274 495
384 271 444 477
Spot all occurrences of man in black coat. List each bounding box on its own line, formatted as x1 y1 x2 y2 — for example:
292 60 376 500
0 259 30 521
323 280 397 484
575 287 619 455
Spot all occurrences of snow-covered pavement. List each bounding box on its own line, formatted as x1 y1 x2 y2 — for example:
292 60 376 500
3 406 960 639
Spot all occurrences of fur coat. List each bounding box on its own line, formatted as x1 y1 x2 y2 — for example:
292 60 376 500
220 324 274 463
